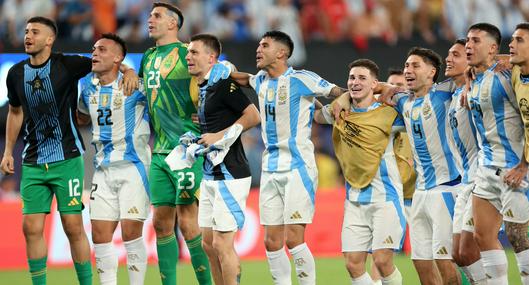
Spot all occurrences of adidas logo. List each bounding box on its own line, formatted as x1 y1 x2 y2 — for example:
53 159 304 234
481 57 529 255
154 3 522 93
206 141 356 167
522 271 529 277
129 265 140 272
466 218 474 226
290 211 302 220
127 207 139 214
160 273 166 279
486 273 492 279
68 197 80 206
505 209 514 218
97 268 105 274
297 272 309 278
230 83 238 93
195 265 207 272
436 246 448 255
179 191 191 199
382 236 394 245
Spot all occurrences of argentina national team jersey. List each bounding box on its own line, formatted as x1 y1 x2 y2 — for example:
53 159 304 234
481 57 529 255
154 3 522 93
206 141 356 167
249 67 336 171
395 80 460 190
342 103 405 203
79 73 151 169
467 64 524 169
447 87 479 184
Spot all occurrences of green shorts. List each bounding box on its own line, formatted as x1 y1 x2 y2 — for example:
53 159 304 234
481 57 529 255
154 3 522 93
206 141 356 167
21 156 84 215
149 154 203 207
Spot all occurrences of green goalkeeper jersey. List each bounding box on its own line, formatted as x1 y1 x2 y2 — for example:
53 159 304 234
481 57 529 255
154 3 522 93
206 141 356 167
140 42 200 153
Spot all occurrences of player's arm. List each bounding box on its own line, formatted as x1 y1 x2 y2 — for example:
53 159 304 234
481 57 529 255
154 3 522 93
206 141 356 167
1 105 23 175
314 104 333 125
230 71 252 87
119 63 139 96
76 112 91 126
328 86 348 98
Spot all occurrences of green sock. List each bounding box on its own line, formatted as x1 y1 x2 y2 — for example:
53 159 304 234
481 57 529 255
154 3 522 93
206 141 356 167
28 257 47 285
186 234 212 285
157 234 178 285
459 267 471 285
73 261 92 285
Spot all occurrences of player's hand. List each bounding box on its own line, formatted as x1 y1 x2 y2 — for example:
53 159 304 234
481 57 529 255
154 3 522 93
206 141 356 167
198 131 225 148
191 113 200 126
377 85 402 107
120 69 139 96
208 60 235 86
332 92 351 123
0 155 15 175
503 161 528 189
460 85 470 109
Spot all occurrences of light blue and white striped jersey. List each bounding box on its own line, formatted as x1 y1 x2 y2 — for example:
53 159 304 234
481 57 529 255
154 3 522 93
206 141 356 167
447 87 479 184
467 64 523 168
79 73 151 169
249 67 336 171
394 80 461 190
322 102 405 203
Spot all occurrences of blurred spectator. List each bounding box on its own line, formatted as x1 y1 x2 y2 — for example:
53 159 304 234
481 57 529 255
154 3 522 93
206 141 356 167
319 0 349 42
416 0 444 43
468 0 503 34
176 0 205 42
225 0 252 41
246 0 273 39
347 0 397 52
92 0 117 40
443 0 471 40
2 0 55 46
499 0 529 36
56 0 92 41
300 0 326 40
266 0 307 66
0 175 19 201
116 0 149 43
206 2 236 39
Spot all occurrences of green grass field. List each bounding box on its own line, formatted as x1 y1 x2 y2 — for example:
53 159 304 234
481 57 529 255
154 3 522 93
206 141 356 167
0 252 524 284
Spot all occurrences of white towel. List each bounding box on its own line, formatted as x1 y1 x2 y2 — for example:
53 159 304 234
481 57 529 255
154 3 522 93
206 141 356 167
165 124 244 171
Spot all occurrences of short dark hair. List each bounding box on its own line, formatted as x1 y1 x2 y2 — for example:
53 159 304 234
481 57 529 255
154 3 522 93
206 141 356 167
27 16 57 35
468 23 501 46
190 34 222 58
101 33 127 57
407 47 443 82
515 22 529 32
454 38 466 46
262 30 294 58
348 59 379 78
387 68 403 77
153 2 184 29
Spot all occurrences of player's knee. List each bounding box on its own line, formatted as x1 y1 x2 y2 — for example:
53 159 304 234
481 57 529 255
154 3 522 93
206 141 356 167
63 223 84 241
211 237 230 256
373 254 393 273
285 235 303 249
264 235 284 251
345 259 365 278
153 217 173 236
22 220 44 240
121 227 142 242
202 239 216 256
472 230 491 249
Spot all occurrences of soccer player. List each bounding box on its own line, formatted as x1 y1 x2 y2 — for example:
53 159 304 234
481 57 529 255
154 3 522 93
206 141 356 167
444 39 486 284
509 21 529 285
185 33 260 285
465 23 529 284
141 2 211 284
0 16 92 285
314 59 405 285
387 69 407 88
77 34 151 285
230 30 345 285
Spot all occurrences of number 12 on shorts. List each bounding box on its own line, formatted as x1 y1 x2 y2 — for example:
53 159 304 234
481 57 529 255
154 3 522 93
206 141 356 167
69 178 81 197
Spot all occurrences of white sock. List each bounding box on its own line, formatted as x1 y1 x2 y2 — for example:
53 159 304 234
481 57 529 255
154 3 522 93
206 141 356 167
382 267 402 285
289 243 316 285
373 280 382 285
461 259 487 284
266 248 292 285
351 272 373 285
481 250 508 285
515 249 529 285
124 237 148 285
94 242 118 285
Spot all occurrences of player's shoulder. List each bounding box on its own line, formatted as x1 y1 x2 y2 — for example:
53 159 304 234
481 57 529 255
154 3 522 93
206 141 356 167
291 68 321 80
433 78 456 92
7 58 27 75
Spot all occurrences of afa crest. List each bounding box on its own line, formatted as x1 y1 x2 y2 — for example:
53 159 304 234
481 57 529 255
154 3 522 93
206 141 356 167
422 102 432 119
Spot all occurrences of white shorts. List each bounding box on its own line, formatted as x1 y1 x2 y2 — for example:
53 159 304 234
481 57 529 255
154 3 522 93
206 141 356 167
341 200 406 252
410 184 461 260
89 161 151 221
461 192 475 233
198 177 251 232
404 198 413 221
473 165 529 223
259 167 318 225
453 183 474 234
